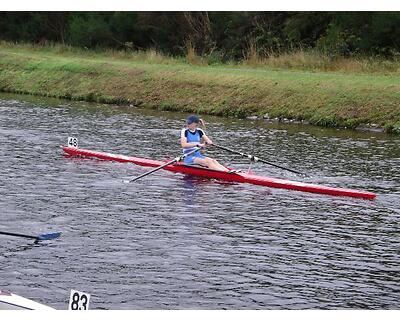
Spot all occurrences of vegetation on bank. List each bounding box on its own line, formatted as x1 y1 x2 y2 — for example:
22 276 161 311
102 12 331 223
2 12 400 61
0 43 399 133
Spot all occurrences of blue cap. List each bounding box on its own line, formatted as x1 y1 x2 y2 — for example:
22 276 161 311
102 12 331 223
186 115 200 125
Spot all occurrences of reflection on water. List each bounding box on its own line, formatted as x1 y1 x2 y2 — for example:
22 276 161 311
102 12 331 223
0 92 399 309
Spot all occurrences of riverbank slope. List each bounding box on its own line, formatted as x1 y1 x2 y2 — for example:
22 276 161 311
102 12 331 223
0 44 399 133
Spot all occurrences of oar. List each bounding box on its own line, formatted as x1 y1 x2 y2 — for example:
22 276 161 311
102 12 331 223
126 147 201 183
0 231 61 242
211 143 306 176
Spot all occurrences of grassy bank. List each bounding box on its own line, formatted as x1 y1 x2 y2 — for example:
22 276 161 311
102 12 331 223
0 43 399 133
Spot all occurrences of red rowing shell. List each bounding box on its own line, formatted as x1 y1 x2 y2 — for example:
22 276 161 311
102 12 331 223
62 146 376 200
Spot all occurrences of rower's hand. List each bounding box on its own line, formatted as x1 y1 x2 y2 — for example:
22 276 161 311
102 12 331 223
197 143 206 148
206 140 213 145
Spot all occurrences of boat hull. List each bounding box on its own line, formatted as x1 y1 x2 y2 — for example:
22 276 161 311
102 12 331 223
0 290 54 310
62 146 376 200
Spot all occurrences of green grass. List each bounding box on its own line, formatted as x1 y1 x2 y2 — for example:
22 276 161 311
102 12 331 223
0 42 399 133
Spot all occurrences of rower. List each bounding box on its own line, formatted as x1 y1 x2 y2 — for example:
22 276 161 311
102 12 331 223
180 115 229 172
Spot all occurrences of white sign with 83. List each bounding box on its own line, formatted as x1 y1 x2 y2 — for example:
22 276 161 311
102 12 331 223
69 289 90 310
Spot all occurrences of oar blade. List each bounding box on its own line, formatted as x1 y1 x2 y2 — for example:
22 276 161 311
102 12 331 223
37 232 62 241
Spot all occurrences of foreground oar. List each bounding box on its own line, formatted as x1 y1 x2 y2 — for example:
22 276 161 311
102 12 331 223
126 147 201 183
211 143 305 176
0 231 61 242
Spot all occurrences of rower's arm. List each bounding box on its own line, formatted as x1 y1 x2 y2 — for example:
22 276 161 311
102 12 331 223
202 133 213 145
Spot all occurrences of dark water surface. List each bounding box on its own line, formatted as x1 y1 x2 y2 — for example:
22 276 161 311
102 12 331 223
0 93 399 309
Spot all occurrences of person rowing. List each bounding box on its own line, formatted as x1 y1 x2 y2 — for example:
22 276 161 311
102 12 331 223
181 115 229 172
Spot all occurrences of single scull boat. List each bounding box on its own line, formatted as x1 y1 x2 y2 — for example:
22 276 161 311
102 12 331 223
0 290 54 310
62 146 376 200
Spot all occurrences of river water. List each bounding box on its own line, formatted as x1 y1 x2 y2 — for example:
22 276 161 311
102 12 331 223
0 92 399 309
